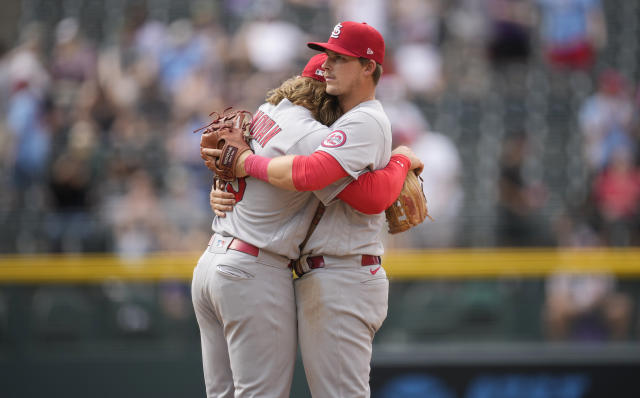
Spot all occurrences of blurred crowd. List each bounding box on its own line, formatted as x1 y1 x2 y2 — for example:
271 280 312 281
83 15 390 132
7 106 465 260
0 0 639 258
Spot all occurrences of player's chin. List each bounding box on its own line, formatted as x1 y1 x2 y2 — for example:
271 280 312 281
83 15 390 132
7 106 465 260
324 82 339 95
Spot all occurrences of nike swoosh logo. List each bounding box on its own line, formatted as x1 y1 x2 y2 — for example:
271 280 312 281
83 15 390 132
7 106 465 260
370 266 381 275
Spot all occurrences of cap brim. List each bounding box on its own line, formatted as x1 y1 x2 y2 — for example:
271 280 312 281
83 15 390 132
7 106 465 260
307 41 360 59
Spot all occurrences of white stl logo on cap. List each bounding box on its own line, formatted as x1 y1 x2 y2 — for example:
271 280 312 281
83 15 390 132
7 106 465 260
321 130 347 148
330 23 342 39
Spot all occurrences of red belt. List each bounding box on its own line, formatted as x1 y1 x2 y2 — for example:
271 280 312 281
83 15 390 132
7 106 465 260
291 255 381 277
229 238 259 257
209 235 259 257
306 255 381 268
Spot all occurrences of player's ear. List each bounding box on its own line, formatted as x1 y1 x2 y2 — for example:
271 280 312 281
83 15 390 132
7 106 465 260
362 59 376 76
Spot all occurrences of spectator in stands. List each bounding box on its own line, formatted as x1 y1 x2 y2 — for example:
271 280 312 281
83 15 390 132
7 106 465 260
332 0 389 38
3 23 51 198
0 41 10 116
544 272 633 341
173 2 227 119
6 66 51 195
50 18 97 109
579 69 635 173
591 146 640 246
392 42 444 99
103 168 168 259
159 19 205 98
535 0 607 70
45 120 100 252
486 0 534 66
379 75 463 248
388 0 444 99
495 133 551 246
633 83 640 167
409 128 463 248
159 166 211 252
227 1 305 109
546 172 635 342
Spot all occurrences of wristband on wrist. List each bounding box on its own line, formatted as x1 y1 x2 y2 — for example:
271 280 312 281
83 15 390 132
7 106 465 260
244 154 271 182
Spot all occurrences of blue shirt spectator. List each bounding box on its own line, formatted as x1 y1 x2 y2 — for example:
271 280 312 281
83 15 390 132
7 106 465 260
7 87 50 188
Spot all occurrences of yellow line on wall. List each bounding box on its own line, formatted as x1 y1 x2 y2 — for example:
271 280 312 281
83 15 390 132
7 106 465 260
0 248 639 283
385 248 640 279
0 253 201 283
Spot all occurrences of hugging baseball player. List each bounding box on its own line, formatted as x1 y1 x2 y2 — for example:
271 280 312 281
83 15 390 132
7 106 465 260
193 36 423 398
202 22 420 397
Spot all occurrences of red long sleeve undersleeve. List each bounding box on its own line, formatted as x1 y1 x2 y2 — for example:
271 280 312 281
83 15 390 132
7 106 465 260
291 151 349 191
291 151 412 214
255 151 410 214
337 154 411 214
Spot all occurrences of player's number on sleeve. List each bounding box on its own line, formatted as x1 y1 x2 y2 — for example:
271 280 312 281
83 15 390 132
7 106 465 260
222 178 247 202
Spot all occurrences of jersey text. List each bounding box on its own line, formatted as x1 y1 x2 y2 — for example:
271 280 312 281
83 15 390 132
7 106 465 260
250 111 282 147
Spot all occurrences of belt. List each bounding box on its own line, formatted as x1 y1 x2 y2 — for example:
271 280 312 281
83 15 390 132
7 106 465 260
229 238 259 257
209 235 259 257
291 255 381 277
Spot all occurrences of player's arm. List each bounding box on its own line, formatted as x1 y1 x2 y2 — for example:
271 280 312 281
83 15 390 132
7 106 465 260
202 112 391 191
242 150 416 214
336 149 416 214
208 156 414 216
201 146 422 193
205 146 423 215
201 148 331 191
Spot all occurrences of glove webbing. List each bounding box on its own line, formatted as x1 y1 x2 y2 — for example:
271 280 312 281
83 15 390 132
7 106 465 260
193 107 253 135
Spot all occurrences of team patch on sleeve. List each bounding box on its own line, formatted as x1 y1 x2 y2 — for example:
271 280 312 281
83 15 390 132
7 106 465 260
321 130 347 148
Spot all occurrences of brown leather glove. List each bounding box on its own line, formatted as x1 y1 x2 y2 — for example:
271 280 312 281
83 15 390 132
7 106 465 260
385 170 433 234
196 108 253 181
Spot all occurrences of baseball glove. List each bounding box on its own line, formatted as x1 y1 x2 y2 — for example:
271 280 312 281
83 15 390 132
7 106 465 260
385 170 433 234
195 107 253 181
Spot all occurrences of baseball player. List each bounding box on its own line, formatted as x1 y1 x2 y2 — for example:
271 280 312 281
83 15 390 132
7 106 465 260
205 21 398 397
193 53 421 397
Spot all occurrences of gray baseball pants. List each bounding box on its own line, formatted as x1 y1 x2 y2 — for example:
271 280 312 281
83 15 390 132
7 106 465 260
295 256 389 398
191 235 296 398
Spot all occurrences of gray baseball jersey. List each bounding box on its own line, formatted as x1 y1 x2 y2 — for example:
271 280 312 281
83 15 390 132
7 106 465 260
211 99 350 260
193 98 353 398
303 99 392 256
295 99 392 398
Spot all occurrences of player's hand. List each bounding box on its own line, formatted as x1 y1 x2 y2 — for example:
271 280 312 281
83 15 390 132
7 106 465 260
392 145 424 175
201 148 218 172
210 183 236 217
201 148 250 178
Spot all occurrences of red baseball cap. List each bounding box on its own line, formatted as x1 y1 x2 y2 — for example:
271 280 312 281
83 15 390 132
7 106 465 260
301 53 327 82
308 21 385 65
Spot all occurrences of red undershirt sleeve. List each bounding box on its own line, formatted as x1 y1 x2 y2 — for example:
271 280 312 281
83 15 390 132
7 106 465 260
256 151 411 214
337 154 411 214
292 151 349 191
291 152 412 213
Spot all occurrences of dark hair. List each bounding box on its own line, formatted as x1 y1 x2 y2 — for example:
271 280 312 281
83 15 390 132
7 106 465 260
359 58 383 85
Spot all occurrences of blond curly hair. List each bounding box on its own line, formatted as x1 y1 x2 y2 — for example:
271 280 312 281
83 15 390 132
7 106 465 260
265 77 342 126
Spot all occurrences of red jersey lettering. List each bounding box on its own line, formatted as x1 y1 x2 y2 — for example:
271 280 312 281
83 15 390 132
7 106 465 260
222 178 247 202
249 113 282 148
250 114 270 140
254 119 275 143
258 127 281 147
